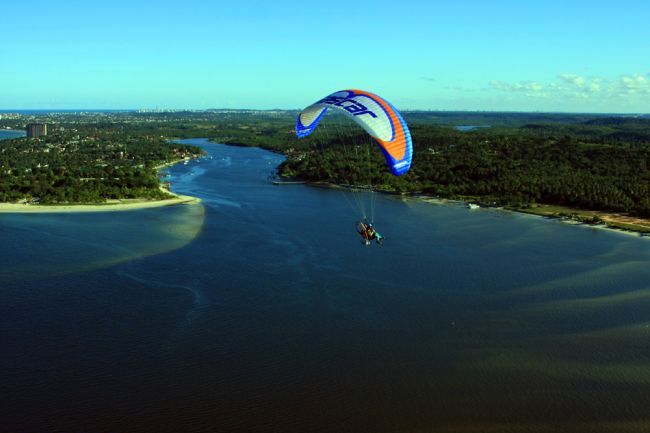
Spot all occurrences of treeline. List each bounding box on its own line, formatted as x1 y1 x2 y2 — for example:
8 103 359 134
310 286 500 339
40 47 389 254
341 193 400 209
279 123 650 217
4 111 650 215
0 131 204 204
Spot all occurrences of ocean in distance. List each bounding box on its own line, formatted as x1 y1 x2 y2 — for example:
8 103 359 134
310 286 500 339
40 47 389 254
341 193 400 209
2 138 650 433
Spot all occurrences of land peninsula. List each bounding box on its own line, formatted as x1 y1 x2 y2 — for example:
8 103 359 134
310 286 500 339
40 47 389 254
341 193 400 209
1 110 649 234
0 122 204 213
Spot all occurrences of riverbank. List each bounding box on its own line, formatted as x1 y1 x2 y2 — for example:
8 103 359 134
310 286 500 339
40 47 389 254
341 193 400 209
297 179 650 237
510 203 650 235
177 141 650 237
0 159 201 214
416 195 650 237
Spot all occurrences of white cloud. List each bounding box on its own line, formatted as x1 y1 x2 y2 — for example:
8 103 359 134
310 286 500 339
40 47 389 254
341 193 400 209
489 80 544 93
490 73 650 104
587 78 601 93
588 82 600 93
619 74 650 94
558 73 585 87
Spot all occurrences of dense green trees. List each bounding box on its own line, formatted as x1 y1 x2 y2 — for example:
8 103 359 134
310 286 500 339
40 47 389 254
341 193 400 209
0 130 203 204
279 121 650 217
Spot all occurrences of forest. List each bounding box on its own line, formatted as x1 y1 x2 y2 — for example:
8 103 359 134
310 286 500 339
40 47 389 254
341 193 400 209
278 116 650 217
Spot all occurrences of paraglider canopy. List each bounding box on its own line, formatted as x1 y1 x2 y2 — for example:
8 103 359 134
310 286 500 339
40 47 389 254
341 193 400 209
296 89 413 176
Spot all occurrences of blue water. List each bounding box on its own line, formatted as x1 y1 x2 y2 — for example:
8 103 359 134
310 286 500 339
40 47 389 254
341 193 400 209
0 129 26 140
2 139 650 433
455 125 490 132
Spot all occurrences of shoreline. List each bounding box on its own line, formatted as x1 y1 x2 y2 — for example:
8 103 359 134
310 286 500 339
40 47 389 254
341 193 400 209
418 196 650 238
509 204 650 237
297 179 650 238
0 158 201 214
0 190 200 214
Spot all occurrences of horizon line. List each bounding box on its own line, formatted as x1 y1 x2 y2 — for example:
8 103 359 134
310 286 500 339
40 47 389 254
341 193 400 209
1 108 649 116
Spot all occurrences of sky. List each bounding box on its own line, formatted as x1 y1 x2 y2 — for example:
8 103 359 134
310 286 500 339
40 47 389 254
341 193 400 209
1 0 649 112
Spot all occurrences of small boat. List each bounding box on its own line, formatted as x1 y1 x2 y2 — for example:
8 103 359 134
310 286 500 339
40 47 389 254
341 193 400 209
467 203 480 210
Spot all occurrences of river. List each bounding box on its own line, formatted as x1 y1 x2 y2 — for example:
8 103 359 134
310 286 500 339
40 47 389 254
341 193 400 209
2 138 650 433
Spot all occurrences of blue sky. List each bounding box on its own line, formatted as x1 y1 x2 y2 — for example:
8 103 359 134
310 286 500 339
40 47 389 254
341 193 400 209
1 0 649 112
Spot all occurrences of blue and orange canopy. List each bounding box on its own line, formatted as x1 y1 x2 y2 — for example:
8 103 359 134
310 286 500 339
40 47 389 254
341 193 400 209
296 89 412 176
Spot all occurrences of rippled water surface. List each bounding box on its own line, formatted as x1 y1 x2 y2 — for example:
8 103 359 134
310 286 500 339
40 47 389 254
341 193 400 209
2 139 650 433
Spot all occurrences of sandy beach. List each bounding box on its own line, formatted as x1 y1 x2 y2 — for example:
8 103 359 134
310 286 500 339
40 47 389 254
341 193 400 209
0 190 200 213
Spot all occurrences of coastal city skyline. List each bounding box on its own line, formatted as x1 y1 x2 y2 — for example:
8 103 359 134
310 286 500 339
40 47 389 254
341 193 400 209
2 0 649 113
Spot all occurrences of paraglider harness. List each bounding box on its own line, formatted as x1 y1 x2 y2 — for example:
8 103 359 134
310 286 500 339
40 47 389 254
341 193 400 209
356 220 384 246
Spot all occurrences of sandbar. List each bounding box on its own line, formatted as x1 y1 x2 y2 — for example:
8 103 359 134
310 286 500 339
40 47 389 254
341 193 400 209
0 190 200 214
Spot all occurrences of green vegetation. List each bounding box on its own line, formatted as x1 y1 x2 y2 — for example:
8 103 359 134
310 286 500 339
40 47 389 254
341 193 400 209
0 127 203 204
2 110 649 225
280 117 650 218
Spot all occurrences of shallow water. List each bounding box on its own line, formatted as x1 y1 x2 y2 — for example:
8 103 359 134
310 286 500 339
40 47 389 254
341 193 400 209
2 139 650 433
